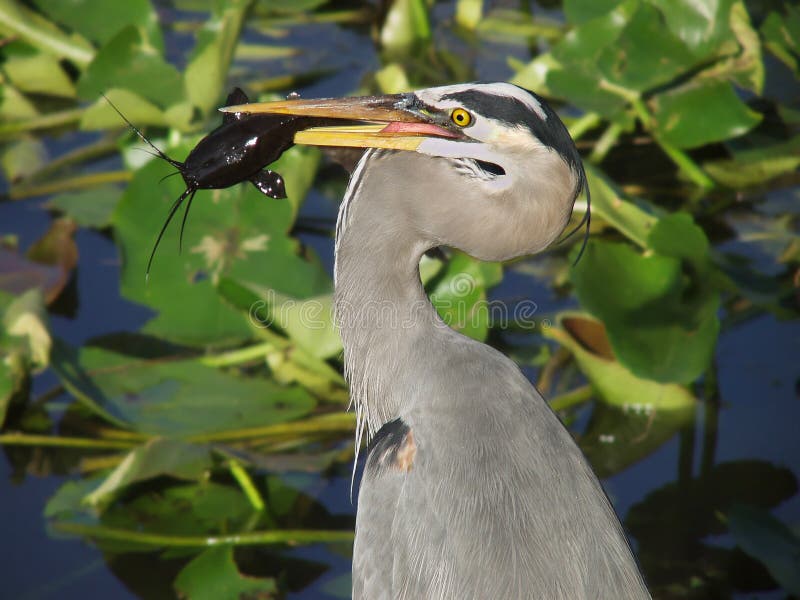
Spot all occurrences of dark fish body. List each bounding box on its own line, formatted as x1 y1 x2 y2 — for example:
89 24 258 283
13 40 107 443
105 87 319 276
182 113 298 191
181 87 326 199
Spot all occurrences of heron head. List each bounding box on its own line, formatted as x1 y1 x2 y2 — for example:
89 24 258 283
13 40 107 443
222 82 588 261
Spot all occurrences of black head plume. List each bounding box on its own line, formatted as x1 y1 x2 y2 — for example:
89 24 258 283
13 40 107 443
559 169 591 266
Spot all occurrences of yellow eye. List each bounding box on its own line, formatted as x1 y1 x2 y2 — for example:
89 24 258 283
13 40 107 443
451 108 472 127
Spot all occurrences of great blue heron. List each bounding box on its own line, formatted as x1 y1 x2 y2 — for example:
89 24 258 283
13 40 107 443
224 83 651 599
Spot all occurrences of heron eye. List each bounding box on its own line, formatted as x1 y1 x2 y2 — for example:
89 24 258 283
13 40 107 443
451 108 472 127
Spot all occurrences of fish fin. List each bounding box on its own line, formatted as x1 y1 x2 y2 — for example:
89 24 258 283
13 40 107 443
223 87 250 123
251 170 287 199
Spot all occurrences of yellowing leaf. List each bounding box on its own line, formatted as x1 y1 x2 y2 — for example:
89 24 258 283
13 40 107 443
3 288 50 367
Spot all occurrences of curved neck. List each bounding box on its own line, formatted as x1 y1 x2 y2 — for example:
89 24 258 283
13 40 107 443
334 151 443 438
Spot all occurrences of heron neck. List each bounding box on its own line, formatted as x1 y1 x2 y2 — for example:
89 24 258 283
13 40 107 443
334 152 443 439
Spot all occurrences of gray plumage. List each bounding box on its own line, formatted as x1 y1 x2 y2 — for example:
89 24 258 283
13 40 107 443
267 82 652 599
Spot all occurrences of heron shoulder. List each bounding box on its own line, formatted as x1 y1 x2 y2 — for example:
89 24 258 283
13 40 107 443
366 418 417 475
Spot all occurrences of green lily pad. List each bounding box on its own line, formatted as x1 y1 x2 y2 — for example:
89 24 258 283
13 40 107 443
95 350 315 436
50 343 316 436
653 80 762 149
80 88 168 129
0 0 95 68
77 26 184 108
113 140 328 347
31 0 163 49
84 438 213 509
648 0 738 60
216 277 347 401
264 347 347 402
45 476 104 520
48 185 122 228
761 6 800 75
553 0 636 64
563 0 619 25
546 314 696 410
47 480 258 555
571 220 720 384
509 53 558 97
647 211 710 267
596 3 697 92
237 283 341 360
100 481 256 542
174 546 277 600
546 69 628 119
0 82 38 121
0 41 76 98
546 1 638 116
49 339 128 427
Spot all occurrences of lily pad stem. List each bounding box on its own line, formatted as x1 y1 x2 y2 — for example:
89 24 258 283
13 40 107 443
227 458 266 511
52 522 354 547
589 121 623 163
568 112 601 141
199 342 276 368
0 433 135 450
629 97 714 189
10 171 132 201
549 385 593 412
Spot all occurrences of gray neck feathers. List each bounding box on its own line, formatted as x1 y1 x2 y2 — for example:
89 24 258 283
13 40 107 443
334 151 443 444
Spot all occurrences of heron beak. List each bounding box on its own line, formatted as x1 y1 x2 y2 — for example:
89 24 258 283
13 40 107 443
220 93 458 151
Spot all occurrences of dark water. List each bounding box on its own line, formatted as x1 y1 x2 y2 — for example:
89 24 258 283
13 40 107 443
2 4 799 599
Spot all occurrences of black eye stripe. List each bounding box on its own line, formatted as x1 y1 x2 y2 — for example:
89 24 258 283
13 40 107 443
441 86 584 192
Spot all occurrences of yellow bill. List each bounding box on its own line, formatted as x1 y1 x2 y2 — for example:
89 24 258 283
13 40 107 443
220 93 458 151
